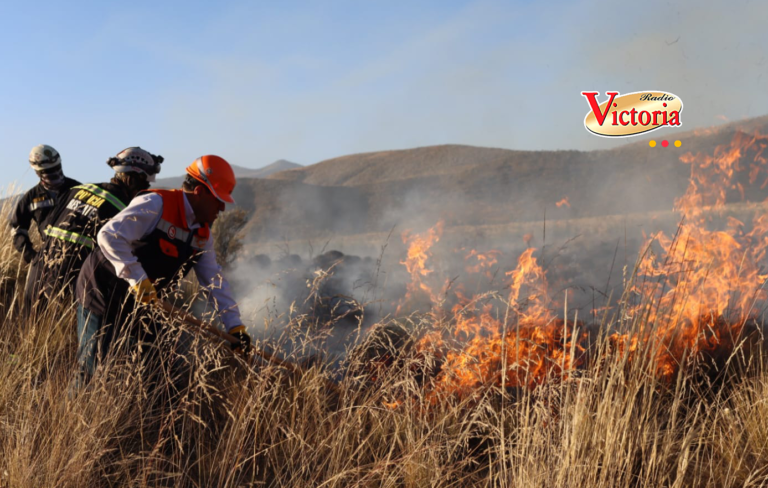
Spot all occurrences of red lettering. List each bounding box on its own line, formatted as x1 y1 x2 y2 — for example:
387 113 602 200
652 110 662 125
619 111 630 126
668 111 680 125
581 91 619 126
630 108 638 126
639 111 651 125
612 111 618 125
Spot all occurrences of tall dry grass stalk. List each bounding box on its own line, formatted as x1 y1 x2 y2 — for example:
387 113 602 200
0 191 767 487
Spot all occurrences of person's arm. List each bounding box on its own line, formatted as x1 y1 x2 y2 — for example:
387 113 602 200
10 191 36 262
193 239 243 332
97 193 163 287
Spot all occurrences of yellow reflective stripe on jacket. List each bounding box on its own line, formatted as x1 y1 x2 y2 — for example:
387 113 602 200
44 226 94 249
72 184 126 211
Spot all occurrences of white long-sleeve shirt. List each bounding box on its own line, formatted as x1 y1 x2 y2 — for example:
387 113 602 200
97 192 242 331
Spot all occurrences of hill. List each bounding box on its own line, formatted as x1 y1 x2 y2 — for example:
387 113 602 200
233 115 768 251
268 115 768 187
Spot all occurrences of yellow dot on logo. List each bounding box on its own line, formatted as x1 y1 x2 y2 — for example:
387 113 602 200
649 140 656 148
674 140 682 147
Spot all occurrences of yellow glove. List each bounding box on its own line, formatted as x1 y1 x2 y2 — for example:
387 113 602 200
130 278 158 304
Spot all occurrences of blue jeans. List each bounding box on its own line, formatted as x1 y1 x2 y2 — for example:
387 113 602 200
75 304 102 385
74 303 196 394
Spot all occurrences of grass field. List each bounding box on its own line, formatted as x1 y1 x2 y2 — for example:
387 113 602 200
1 189 768 488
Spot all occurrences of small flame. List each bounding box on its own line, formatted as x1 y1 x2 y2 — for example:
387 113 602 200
523 233 533 246
556 197 570 208
464 249 501 279
397 221 445 313
383 400 402 410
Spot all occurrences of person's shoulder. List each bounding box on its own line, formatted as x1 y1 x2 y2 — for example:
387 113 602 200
135 189 171 203
63 177 81 188
19 183 45 201
59 178 83 197
143 188 180 197
94 181 114 191
126 191 164 209
93 181 133 203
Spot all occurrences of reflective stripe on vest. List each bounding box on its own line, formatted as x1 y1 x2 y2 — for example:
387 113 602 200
29 199 54 211
44 226 95 249
72 184 127 211
156 218 191 243
155 220 207 250
156 218 208 251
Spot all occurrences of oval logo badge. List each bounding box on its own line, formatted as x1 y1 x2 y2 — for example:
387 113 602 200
581 91 683 137
168 225 177 239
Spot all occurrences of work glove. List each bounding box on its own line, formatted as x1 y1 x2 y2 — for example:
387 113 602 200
130 278 158 305
229 325 252 356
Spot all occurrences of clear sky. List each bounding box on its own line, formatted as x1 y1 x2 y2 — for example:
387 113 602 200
1 0 767 191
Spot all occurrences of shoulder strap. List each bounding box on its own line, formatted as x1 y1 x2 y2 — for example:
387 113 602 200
144 189 188 229
72 184 127 211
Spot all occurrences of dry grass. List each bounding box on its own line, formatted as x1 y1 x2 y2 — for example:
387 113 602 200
1 195 768 487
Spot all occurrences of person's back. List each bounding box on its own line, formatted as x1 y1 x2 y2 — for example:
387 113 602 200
26 147 163 311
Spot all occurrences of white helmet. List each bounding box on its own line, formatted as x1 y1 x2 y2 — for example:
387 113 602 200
29 144 62 171
107 147 163 182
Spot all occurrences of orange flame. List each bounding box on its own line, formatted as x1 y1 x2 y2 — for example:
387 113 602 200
394 128 768 401
464 249 501 279
612 131 768 380
397 221 445 313
556 196 570 208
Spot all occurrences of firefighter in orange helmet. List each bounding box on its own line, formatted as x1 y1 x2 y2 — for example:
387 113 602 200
74 155 250 385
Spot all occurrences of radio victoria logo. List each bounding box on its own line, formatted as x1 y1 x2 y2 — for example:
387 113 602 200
581 91 683 138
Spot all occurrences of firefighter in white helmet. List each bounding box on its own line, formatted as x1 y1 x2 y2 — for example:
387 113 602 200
10 145 80 264
25 147 162 310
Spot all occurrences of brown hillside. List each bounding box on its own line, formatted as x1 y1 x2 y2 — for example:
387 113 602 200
237 115 768 245
269 115 768 187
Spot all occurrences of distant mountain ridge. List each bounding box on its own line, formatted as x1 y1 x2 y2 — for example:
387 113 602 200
154 159 301 189
228 114 768 247
268 115 768 187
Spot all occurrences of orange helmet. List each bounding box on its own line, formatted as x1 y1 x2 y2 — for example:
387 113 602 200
185 155 236 204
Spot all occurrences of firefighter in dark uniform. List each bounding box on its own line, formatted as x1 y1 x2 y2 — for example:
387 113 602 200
10 145 79 264
25 147 163 311
74 155 250 386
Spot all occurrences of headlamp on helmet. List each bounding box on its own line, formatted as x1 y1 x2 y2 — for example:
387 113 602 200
106 147 163 182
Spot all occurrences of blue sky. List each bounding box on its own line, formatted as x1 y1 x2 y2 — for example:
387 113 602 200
2 0 767 191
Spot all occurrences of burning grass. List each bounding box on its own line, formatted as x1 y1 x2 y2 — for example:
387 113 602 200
1 130 768 486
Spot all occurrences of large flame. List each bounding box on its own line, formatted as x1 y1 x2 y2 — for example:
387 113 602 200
613 131 768 379
393 129 768 400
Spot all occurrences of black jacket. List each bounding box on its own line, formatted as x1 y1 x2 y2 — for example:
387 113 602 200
9 177 80 262
33 181 134 294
